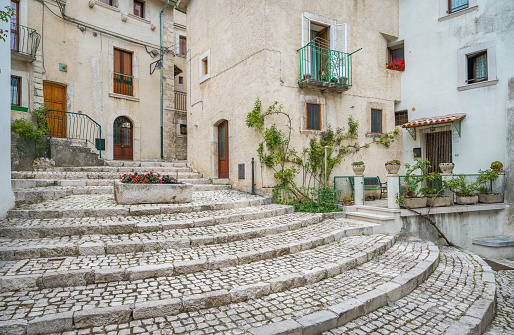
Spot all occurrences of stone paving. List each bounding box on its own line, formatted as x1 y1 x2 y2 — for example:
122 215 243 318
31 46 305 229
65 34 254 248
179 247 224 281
44 241 430 335
484 258 514 335
324 247 490 335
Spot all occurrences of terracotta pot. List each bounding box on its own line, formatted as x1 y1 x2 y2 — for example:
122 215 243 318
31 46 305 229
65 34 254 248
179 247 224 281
385 163 400 174
403 197 427 208
407 190 416 198
427 196 451 207
344 199 352 206
439 163 455 174
455 195 478 205
352 164 365 176
478 193 504 204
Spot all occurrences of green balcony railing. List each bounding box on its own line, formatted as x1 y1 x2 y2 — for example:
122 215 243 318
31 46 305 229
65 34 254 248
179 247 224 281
46 109 103 158
11 24 41 58
175 91 187 111
298 41 359 87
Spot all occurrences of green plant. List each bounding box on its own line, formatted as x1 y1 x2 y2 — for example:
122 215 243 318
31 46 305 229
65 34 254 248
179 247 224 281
386 160 400 164
490 161 503 172
343 195 352 201
419 186 440 197
477 185 490 194
352 161 364 166
444 176 477 196
11 105 50 158
0 6 15 42
401 157 432 198
476 168 499 194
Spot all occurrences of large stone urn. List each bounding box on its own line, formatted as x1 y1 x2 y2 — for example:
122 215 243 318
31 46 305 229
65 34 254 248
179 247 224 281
439 163 455 174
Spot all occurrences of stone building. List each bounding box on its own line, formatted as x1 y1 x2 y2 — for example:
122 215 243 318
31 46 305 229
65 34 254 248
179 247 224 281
10 0 187 163
177 0 404 194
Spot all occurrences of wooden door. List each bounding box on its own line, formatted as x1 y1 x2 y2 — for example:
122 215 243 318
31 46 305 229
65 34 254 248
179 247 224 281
113 116 133 160
218 121 229 178
315 27 330 80
43 82 66 138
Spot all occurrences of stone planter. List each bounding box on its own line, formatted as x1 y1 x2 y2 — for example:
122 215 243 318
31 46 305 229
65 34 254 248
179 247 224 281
385 163 400 175
114 180 193 205
427 196 451 207
352 164 365 176
439 163 455 174
403 197 427 208
455 195 478 205
478 193 504 204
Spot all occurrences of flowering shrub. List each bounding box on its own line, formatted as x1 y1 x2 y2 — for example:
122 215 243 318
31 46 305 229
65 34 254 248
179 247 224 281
121 172 182 184
387 58 405 71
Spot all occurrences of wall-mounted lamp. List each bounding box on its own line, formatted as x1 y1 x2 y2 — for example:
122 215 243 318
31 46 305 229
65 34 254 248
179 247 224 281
150 59 163 75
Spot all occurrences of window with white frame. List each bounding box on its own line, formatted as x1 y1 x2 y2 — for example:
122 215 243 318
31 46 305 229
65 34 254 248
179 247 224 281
439 0 477 20
457 41 497 90
199 50 211 83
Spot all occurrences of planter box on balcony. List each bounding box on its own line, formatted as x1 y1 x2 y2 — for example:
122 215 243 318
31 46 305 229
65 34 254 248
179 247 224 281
427 196 451 207
455 195 479 205
478 193 504 204
403 197 427 208
114 180 193 205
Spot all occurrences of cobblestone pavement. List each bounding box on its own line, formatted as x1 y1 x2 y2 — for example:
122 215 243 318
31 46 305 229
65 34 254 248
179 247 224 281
44 241 430 334
484 259 514 335
0 218 369 276
13 191 262 211
324 247 488 335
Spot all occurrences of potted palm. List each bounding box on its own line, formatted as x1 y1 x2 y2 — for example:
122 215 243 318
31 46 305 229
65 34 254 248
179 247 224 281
476 167 503 203
385 160 401 174
444 176 478 205
351 161 365 176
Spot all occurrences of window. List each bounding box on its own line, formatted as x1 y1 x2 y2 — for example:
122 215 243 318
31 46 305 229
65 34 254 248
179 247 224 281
179 36 187 55
389 45 404 63
178 76 183 84
199 50 211 83
306 103 321 130
395 110 408 126
371 109 382 133
202 59 208 75
99 0 113 5
467 51 487 84
11 76 21 106
447 0 468 13
133 1 144 18
10 0 19 52
113 48 133 96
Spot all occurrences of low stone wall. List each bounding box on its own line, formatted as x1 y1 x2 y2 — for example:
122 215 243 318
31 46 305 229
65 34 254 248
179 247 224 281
114 181 193 205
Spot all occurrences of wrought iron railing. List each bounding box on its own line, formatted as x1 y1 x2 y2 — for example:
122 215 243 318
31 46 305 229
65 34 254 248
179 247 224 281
46 109 102 158
10 24 41 58
113 72 134 96
175 91 187 111
298 42 355 86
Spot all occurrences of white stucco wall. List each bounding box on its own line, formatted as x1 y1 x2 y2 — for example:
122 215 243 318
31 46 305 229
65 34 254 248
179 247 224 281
397 0 514 175
1 0 15 218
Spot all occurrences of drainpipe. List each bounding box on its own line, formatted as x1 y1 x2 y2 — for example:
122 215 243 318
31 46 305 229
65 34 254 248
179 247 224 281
159 0 171 159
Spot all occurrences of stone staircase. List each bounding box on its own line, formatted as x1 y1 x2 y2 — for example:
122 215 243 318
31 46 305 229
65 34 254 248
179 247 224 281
0 161 506 335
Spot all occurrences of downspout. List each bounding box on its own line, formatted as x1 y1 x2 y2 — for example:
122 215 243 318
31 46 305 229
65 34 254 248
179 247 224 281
160 0 171 159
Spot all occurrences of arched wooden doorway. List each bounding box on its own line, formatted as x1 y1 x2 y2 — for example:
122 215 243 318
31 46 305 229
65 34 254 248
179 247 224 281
218 120 229 178
113 116 133 160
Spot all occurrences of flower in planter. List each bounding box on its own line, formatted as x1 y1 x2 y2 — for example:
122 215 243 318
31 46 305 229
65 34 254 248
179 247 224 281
121 172 182 184
386 58 405 72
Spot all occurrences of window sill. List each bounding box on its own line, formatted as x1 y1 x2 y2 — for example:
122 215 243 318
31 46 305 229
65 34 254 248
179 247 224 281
93 0 120 12
109 92 140 101
300 129 323 135
127 13 151 24
366 133 383 138
439 5 477 21
457 79 498 91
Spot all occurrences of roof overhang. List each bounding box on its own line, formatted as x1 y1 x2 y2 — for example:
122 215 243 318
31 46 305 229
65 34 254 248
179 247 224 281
174 65 183 76
176 0 189 12
400 114 466 140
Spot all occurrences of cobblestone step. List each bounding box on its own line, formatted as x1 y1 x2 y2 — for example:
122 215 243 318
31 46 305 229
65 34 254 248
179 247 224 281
1 204 289 239
6 191 269 219
104 161 187 168
55 166 193 173
323 248 496 335
12 178 212 189
484 268 514 335
0 212 323 260
11 171 202 180
13 241 438 335
13 184 232 206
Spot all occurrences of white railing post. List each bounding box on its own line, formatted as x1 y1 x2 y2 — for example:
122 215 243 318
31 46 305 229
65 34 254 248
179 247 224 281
354 176 364 205
387 174 400 209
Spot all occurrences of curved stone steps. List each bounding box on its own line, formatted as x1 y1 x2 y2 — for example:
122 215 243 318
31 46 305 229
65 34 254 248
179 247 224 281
0 218 375 288
22 241 438 335
6 191 269 219
0 204 292 239
323 248 496 335
0 212 324 260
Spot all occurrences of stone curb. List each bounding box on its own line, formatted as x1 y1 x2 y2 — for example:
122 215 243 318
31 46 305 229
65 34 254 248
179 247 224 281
0 209 316 261
0 234 393 334
11 171 201 180
248 242 440 335
0 220 373 290
6 196 270 220
441 253 497 335
11 177 213 189
0 204 293 239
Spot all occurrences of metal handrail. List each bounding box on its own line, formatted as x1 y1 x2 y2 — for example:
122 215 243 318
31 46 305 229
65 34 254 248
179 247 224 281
298 43 354 86
175 91 187 111
113 72 134 96
46 109 102 158
10 24 41 57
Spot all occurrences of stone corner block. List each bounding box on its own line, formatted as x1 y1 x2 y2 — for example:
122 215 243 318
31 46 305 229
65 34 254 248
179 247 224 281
327 298 364 327
270 273 306 293
355 288 388 314
249 319 303 335
74 305 132 328
230 282 271 303
183 290 231 311
375 281 402 303
298 310 337 335
27 311 74 334
0 274 39 291
0 319 28 335
133 298 182 320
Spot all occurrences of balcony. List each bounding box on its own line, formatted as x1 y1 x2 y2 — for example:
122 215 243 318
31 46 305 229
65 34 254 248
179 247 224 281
298 43 358 92
10 24 41 59
175 91 187 111
113 72 134 97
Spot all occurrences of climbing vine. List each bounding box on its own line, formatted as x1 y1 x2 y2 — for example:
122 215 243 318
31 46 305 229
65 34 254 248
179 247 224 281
246 99 400 212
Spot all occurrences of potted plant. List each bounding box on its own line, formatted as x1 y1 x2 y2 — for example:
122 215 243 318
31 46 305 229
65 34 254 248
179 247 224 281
491 161 503 173
476 168 503 203
421 185 451 207
385 159 401 174
351 161 365 176
439 162 455 174
398 157 430 208
343 195 352 206
444 176 478 205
